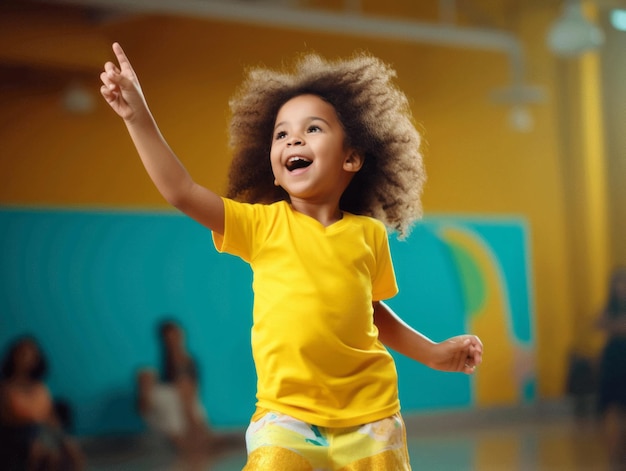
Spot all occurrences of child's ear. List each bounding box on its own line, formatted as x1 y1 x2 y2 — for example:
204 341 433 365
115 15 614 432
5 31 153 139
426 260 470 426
344 149 364 173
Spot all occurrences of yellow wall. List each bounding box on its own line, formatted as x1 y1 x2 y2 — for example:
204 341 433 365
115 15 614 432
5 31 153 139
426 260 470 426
0 4 612 399
601 14 626 267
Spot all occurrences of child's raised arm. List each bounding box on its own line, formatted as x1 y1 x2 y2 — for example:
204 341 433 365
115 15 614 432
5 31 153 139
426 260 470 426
373 301 483 374
100 42 224 234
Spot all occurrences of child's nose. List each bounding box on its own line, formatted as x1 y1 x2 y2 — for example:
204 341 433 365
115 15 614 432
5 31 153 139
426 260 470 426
287 135 304 146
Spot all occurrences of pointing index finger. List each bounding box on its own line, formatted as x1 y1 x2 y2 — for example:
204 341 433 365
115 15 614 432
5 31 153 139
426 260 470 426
112 42 134 74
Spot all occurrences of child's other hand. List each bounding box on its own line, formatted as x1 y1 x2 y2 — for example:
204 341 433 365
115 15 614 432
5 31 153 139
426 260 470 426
429 335 483 374
99 42 147 122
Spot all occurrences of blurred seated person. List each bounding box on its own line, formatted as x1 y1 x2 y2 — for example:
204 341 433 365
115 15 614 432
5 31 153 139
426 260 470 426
136 320 213 453
0 336 84 470
596 267 626 467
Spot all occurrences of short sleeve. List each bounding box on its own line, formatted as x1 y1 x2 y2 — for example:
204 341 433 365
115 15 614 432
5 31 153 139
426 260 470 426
212 197 257 262
212 197 276 263
371 224 398 302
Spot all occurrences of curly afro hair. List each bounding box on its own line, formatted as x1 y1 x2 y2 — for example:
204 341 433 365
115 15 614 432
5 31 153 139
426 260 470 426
226 52 425 238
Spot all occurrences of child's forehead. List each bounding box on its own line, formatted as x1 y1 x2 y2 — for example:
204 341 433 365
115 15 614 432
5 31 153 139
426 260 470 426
275 94 338 121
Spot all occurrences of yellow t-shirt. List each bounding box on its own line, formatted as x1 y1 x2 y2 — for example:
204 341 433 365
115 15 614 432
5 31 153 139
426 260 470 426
213 198 400 427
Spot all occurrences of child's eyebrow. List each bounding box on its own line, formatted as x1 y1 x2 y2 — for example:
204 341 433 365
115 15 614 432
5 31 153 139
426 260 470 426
274 116 330 131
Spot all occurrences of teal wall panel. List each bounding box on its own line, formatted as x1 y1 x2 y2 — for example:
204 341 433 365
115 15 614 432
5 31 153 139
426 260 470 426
0 209 535 435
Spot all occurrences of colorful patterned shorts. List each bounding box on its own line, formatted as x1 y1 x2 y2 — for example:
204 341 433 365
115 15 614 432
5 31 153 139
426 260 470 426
243 410 411 470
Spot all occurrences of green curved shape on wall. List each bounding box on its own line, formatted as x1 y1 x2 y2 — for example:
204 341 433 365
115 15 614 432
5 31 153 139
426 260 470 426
446 241 486 317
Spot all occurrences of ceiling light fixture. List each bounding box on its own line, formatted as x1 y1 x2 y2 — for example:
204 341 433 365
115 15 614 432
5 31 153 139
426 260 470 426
547 0 604 57
610 8 626 31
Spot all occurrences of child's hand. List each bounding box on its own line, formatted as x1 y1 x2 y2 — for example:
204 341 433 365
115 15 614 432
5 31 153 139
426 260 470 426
429 335 483 374
99 42 148 122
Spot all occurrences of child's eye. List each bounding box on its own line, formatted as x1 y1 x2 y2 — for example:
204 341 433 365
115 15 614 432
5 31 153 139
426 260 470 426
307 125 321 133
275 131 287 140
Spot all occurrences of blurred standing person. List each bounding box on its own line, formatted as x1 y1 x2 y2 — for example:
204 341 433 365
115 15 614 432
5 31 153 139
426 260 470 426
596 267 626 468
0 336 84 470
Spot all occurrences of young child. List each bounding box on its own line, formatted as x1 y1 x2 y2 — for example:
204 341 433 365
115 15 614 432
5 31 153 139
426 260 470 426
100 42 483 470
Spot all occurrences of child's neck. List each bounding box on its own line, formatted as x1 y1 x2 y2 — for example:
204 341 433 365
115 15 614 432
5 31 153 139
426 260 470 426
289 199 343 227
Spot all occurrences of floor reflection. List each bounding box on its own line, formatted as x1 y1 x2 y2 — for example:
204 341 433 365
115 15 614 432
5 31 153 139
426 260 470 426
86 406 613 471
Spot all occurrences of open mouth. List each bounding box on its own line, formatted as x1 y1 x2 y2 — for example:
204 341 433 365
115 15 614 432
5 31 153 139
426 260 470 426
286 156 312 172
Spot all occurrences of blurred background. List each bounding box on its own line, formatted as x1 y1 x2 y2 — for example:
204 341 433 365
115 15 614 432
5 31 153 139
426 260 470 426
1 0 625 469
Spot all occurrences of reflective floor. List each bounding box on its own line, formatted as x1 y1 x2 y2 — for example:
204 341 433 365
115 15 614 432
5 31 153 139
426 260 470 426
85 404 617 471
